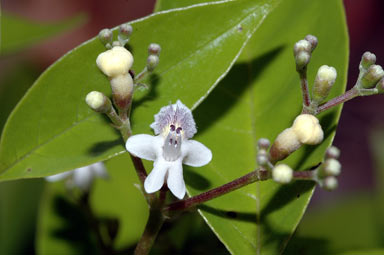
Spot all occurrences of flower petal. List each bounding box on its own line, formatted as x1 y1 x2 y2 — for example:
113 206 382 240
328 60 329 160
73 166 94 191
125 134 160 161
167 160 186 199
45 171 72 182
91 162 109 179
144 159 168 194
182 140 212 167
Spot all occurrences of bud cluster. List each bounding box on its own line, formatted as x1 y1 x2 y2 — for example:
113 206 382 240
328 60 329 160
293 35 317 71
356 52 384 93
317 146 341 191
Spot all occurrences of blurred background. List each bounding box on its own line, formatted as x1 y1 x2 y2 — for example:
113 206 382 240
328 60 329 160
1 0 384 254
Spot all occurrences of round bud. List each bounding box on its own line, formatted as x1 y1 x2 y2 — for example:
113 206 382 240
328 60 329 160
272 164 293 184
292 114 324 145
323 158 341 176
148 43 161 56
258 138 271 150
304 34 318 52
96 46 134 78
85 91 111 113
323 176 338 191
294 40 312 55
312 65 337 104
147 55 159 72
360 65 384 89
98 29 113 47
110 74 134 111
361 51 376 70
270 128 301 162
257 154 269 166
326 146 340 159
119 23 133 37
295 51 310 70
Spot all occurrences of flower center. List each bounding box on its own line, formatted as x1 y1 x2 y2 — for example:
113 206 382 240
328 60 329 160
162 124 182 161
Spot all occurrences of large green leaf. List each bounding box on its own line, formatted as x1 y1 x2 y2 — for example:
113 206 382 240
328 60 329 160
156 0 348 253
0 13 86 55
36 154 148 254
0 0 279 181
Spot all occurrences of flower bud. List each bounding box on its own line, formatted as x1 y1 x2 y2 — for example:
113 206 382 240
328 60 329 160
322 158 341 176
148 43 161 56
295 51 310 70
147 55 159 72
360 65 384 89
96 46 134 78
360 51 376 71
272 164 293 184
110 74 134 111
98 28 113 48
294 40 312 55
304 35 318 52
257 154 269 166
292 114 323 145
312 65 337 104
322 176 338 191
376 78 384 94
85 91 111 113
326 146 340 159
257 138 270 150
270 128 301 162
118 23 133 46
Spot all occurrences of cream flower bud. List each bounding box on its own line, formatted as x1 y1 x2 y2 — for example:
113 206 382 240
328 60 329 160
304 35 318 51
292 114 323 145
323 158 341 176
96 46 134 78
312 65 337 104
148 43 161 56
85 91 111 113
98 28 113 48
360 51 376 70
110 74 134 110
295 51 310 70
294 40 312 54
326 146 340 159
360 64 384 89
323 176 338 191
270 128 301 162
272 164 293 184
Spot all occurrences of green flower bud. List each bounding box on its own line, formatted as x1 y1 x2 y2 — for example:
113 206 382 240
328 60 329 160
312 65 337 104
360 65 384 89
85 91 112 113
360 51 376 71
118 23 133 46
98 28 113 48
295 51 310 71
376 78 384 94
147 55 160 72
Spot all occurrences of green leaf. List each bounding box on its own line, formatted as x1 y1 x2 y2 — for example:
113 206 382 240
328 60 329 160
0 0 279 181
0 179 45 254
0 12 86 55
162 0 347 253
284 194 384 255
36 154 148 253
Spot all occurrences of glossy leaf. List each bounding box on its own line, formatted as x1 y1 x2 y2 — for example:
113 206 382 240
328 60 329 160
157 0 348 254
36 154 148 253
0 0 278 181
0 13 86 55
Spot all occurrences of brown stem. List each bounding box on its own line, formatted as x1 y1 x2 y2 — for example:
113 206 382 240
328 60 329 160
293 170 316 180
317 87 359 114
134 209 165 255
164 169 270 212
299 69 311 107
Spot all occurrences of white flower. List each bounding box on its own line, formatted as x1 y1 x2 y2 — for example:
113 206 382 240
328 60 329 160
45 162 108 191
125 100 212 199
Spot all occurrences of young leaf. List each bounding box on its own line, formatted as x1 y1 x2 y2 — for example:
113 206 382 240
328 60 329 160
0 13 86 55
175 0 348 254
0 0 279 181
